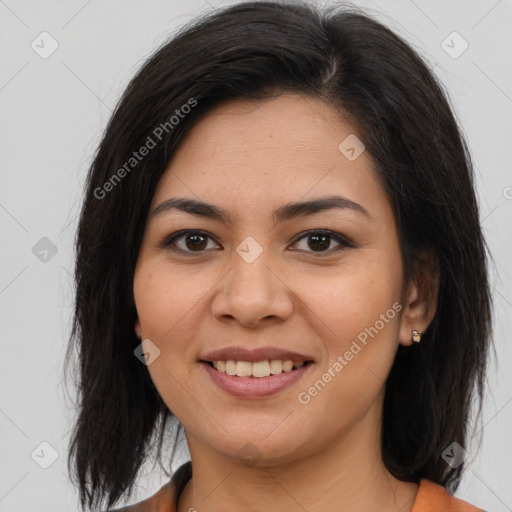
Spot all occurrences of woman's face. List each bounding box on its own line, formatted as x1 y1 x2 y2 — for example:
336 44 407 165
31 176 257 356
133 93 414 466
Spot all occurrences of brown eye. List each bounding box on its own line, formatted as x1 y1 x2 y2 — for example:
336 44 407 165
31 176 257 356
183 233 208 251
292 230 354 255
161 230 221 254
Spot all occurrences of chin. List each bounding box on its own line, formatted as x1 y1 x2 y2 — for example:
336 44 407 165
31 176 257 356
195 427 315 468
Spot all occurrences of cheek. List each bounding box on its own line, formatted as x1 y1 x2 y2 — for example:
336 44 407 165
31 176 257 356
133 263 207 416
293 252 402 399
134 262 209 341
298 252 401 340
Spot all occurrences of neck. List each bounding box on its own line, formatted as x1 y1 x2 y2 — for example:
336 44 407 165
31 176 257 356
177 398 418 512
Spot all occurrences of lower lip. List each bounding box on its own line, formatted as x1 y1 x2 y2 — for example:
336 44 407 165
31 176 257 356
201 362 314 399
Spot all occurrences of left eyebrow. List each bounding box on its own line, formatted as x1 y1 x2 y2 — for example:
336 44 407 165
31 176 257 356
150 195 371 225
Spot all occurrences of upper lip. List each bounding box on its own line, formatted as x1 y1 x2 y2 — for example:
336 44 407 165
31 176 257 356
200 346 314 363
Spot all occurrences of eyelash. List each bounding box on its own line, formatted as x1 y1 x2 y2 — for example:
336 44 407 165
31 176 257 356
159 229 355 257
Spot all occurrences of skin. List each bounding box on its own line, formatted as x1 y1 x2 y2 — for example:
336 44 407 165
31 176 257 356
133 94 438 512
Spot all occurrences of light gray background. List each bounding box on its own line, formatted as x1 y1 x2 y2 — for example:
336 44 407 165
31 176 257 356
1 0 511 511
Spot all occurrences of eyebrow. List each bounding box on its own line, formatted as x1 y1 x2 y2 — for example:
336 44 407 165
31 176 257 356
151 195 371 224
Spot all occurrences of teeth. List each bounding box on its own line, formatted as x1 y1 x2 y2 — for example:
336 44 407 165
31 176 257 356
236 361 252 377
211 359 308 377
282 360 293 372
269 360 282 374
252 360 270 378
225 360 236 376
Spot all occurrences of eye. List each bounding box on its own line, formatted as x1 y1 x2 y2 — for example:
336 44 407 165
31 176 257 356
291 229 354 255
160 230 220 254
160 229 354 256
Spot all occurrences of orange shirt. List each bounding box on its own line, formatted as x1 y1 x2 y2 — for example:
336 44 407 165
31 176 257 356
112 461 485 512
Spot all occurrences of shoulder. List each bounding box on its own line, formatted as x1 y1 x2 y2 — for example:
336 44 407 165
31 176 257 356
413 479 486 512
106 461 192 512
107 481 174 512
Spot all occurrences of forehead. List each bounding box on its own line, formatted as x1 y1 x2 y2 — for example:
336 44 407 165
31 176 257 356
150 94 387 222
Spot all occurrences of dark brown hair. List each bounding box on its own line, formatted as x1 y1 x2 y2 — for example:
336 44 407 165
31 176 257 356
65 2 493 510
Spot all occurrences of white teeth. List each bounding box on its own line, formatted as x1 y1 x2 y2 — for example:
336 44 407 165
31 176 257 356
211 359 308 377
252 360 270 378
282 360 293 372
225 360 236 376
236 361 252 377
269 360 282 374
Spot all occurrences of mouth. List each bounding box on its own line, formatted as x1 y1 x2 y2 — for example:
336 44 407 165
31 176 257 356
199 348 316 398
200 359 315 378
198 346 316 398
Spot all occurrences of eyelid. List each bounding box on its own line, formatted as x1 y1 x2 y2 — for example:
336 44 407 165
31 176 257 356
159 228 355 256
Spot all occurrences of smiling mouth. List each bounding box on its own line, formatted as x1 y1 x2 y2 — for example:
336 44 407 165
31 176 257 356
202 359 315 378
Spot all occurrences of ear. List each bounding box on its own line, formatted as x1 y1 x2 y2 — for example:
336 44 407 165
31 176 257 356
134 318 142 339
398 249 440 347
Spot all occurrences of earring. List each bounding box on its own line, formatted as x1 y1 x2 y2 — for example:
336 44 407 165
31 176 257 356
412 330 423 343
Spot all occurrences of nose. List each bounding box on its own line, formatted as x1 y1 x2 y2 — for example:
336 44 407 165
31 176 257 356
211 248 294 329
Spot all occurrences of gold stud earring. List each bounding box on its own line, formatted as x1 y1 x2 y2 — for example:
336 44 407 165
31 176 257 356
412 330 422 343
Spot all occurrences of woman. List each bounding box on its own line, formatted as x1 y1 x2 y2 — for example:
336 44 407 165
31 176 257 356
65 1 492 511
